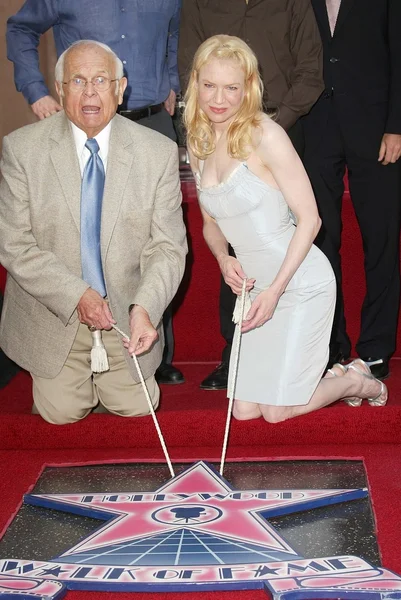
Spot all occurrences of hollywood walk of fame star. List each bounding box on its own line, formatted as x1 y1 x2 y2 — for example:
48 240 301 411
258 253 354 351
24 461 367 567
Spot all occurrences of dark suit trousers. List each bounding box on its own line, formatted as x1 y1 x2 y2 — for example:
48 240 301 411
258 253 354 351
219 120 305 363
304 102 401 358
135 108 177 364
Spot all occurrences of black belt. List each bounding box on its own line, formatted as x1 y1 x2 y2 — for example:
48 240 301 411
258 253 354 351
119 103 163 121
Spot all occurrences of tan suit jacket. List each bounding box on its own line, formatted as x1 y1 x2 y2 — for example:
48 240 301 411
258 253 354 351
0 112 187 380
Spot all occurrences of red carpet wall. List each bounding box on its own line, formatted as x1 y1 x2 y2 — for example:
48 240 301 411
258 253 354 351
0 179 398 362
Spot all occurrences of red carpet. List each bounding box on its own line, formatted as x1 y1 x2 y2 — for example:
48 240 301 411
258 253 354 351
0 178 401 599
1 363 401 451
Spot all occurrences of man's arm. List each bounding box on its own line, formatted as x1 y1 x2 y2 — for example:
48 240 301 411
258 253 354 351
386 0 401 134
167 0 182 96
131 145 187 329
178 0 204 93
0 136 89 325
6 0 62 117
276 0 324 131
378 0 401 165
164 0 182 115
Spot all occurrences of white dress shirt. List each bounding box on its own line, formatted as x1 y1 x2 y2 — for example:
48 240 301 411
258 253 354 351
326 0 342 35
71 121 111 176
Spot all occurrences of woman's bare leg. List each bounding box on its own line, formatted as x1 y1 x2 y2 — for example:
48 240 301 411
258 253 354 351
256 367 385 423
232 367 348 422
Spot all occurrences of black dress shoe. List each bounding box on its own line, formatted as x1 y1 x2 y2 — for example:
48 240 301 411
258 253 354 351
155 363 184 385
360 357 390 381
0 350 20 389
200 362 229 390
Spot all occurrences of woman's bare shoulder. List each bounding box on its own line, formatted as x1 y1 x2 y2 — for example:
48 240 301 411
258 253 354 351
249 114 298 173
251 113 286 149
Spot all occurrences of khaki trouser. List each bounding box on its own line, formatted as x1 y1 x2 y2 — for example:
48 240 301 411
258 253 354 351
31 323 159 424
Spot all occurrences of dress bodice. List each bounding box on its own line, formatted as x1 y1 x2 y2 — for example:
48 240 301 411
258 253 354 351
197 161 333 293
197 162 295 256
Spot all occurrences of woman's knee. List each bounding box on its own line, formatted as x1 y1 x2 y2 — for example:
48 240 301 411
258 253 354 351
260 405 291 423
232 400 261 421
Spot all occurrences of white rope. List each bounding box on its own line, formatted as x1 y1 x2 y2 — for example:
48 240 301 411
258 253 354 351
111 324 175 478
219 278 247 476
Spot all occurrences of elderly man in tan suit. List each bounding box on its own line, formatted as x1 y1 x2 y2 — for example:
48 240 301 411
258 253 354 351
0 40 187 424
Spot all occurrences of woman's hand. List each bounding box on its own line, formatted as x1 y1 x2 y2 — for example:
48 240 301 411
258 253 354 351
242 287 281 333
218 256 255 294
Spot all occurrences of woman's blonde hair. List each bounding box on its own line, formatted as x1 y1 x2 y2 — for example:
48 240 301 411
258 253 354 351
184 35 263 160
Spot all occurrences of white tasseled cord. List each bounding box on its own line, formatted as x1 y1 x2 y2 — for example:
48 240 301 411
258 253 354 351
111 324 175 478
89 328 110 373
219 278 247 476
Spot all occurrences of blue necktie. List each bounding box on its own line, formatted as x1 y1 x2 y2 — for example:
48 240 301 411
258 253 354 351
80 138 107 297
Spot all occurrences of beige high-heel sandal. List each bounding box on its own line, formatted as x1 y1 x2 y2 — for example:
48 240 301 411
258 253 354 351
327 362 347 377
347 360 388 407
342 359 371 406
327 363 361 406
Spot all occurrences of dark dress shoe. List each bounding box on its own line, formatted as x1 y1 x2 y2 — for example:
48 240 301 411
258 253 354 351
360 357 390 381
200 362 229 390
0 350 20 389
155 363 184 385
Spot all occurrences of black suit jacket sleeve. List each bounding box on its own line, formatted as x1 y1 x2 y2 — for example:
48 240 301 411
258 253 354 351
386 0 401 133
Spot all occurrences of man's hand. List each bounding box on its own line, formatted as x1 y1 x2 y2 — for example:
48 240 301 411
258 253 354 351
124 305 158 356
164 89 176 116
378 133 401 165
77 288 115 330
218 255 255 295
30 95 63 120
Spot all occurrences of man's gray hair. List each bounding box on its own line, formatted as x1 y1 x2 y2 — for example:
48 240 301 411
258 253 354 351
55 40 124 85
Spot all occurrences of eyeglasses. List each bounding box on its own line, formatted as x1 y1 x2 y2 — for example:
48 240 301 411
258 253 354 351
62 76 118 92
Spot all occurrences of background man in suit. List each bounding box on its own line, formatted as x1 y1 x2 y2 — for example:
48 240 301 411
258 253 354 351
178 0 324 390
6 0 184 385
303 0 401 379
0 41 187 424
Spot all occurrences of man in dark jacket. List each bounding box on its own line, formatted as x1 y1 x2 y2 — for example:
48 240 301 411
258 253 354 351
303 0 401 380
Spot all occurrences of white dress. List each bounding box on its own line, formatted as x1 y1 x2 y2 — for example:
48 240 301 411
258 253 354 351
197 163 336 406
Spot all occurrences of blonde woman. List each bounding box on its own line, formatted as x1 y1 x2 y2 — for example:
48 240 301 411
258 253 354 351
184 35 387 423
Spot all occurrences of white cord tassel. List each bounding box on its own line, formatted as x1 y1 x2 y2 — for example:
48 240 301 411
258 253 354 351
111 323 175 478
220 278 247 476
90 329 110 373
